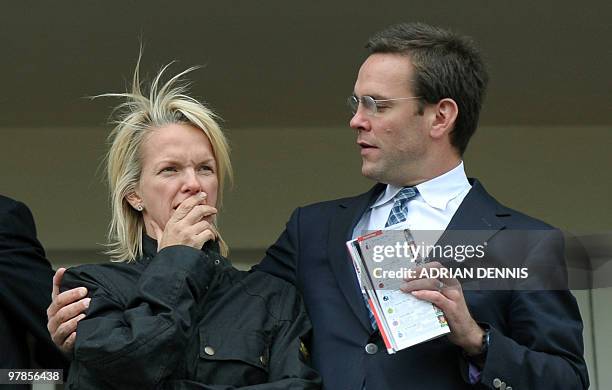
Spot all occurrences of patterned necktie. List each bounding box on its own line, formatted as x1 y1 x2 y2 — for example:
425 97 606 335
385 187 418 227
364 187 419 331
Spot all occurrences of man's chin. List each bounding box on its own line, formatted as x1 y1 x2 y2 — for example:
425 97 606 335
361 164 383 182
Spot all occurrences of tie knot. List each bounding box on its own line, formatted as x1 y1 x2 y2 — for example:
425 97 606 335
384 187 418 228
396 186 417 202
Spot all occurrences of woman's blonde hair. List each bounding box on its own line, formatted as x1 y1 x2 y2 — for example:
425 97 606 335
103 59 232 262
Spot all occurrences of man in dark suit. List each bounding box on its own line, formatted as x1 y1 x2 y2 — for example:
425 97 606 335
255 23 588 389
48 23 588 389
0 195 69 387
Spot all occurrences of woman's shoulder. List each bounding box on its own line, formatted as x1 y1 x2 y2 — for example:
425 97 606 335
61 261 143 301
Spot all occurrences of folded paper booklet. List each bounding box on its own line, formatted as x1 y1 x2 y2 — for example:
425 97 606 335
346 225 450 354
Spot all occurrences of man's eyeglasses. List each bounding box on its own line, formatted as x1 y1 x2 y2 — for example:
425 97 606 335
347 95 422 116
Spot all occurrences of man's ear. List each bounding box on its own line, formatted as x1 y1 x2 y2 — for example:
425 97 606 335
430 98 458 139
125 191 143 211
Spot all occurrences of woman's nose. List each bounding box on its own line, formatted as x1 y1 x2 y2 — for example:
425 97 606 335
182 169 202 194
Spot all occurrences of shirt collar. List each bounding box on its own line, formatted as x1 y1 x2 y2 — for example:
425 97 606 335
371 162 470 211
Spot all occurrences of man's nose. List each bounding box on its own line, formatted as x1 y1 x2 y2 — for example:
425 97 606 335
349 107 371 132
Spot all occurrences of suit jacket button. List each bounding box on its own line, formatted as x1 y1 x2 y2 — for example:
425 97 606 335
493 378 502 388
204 346 215 356
365 343 378 354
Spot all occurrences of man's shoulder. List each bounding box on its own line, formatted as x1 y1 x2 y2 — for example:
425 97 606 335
0 195 37 237
0 194 19 210
497 203 554 230
300 196 350 211
468 178 556 230
0 194 27 217
297 185 382 214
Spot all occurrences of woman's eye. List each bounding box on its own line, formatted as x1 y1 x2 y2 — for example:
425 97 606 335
198 165 213 173
159 167 177 174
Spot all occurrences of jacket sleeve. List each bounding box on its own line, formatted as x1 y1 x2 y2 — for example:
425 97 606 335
475 229 589 389
162 281 322 390
253 208 301 285
62 245 220 389
0 197 69 369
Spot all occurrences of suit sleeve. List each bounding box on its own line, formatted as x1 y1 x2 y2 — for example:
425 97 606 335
253 208 301 285
476 229 589 389
0 198 68 369
62 245 220 388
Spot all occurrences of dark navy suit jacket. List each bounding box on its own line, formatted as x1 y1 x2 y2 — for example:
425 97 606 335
256 179 589 390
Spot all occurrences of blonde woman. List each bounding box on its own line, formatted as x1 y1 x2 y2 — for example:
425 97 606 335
58 63 320 389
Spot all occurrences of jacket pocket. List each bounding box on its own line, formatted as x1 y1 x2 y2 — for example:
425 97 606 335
197 327 270 386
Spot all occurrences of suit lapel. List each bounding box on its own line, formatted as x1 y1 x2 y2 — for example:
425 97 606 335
445 179 504 232
434 179 507 282
328 184 385 332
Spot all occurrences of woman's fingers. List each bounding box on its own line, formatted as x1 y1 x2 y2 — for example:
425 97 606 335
183 204 217 225
171 192 207 223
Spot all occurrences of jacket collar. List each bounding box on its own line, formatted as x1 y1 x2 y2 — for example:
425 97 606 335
141 233 222 261
142 233 159 259
445 178 506 231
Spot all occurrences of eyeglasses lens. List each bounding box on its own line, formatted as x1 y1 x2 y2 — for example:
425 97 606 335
348 96 377 115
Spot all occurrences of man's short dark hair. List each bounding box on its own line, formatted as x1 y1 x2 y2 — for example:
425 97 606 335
366 22 488 155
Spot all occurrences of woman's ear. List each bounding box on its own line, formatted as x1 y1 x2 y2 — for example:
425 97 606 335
125 192 144 211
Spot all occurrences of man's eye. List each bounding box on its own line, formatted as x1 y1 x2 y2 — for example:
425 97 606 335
376 104 390 111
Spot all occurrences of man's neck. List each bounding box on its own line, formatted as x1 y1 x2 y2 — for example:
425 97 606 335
391 158 463 187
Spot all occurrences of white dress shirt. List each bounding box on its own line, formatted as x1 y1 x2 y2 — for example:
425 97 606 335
352 162 472 240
